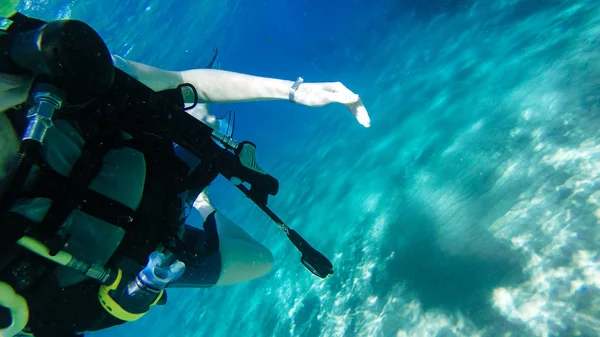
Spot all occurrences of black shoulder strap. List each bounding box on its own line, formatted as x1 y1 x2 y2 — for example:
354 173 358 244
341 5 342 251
38 126 125 254
21 167 137 230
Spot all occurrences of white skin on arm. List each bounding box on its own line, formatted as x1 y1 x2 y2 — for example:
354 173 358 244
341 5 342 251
125 60 371 128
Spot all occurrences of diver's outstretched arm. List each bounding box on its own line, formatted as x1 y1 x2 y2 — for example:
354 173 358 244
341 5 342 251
124 59 371 128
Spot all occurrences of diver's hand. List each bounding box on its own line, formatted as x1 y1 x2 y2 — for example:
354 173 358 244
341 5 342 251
292 81 371 128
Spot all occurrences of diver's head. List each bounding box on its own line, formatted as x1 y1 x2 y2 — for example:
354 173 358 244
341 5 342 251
9 20 114 102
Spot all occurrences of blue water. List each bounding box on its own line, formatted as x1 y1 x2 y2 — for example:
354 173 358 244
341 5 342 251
18 0 600 336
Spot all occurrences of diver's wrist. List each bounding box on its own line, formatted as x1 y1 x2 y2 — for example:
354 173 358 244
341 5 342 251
273 78 294 100
288 77 304 103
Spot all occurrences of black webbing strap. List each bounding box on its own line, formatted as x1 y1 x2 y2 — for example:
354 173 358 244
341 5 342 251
21 168 136 231
38 129 124 255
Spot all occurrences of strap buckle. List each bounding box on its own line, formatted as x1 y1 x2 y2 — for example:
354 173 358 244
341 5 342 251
289 77 304 103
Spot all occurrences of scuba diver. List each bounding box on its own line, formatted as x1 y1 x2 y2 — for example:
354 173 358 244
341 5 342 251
0 10 371 337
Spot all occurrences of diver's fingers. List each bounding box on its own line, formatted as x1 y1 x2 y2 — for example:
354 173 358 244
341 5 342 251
321 82 360 104
347 99 371 128
331 92 360 105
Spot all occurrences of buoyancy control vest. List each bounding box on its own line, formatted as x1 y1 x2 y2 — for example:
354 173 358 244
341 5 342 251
0 13 273 337
0 11 332 337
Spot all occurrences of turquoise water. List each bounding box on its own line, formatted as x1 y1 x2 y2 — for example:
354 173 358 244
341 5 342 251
18 0 600 336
